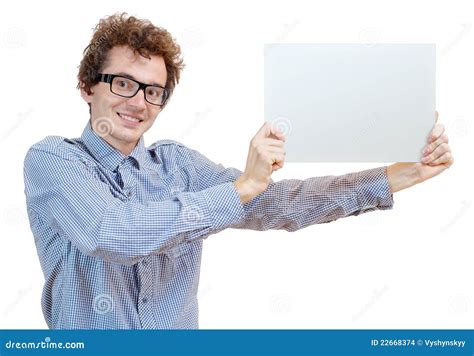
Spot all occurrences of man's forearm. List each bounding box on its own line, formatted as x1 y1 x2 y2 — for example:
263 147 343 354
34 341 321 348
386 163 420 193
230 167 394 232
233 175 267 204
236 163 418 201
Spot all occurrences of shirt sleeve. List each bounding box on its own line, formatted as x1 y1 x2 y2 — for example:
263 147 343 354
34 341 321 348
189 148 394 232
23 144 245 266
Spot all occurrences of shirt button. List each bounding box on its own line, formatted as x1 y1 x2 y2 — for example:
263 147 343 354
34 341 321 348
142 260 147 266
142 297 148 303
127 191 133 197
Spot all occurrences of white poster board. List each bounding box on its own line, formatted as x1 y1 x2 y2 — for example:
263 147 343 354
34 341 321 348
264 44 436 162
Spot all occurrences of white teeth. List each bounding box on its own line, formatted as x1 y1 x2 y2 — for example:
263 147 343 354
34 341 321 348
119 113 141 122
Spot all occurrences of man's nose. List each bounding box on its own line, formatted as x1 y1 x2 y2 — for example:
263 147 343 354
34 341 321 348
126 88 147 108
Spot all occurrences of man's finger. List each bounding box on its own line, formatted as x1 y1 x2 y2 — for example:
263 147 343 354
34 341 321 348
429 124 445 143
423 133 449 156
428 150 453 167
264 138 286 148
269 124 286 142
435 110 439 123
255 122 271 139
271 153 286 171
267 148 286 157
255 122 287 141
422 142 450 163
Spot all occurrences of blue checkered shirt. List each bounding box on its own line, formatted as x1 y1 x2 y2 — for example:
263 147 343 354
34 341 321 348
23 122 394 329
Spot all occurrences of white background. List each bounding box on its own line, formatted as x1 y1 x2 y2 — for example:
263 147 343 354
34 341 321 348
0 0 472 329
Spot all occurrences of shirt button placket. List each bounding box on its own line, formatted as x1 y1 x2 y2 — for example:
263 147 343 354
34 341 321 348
117 159 138 202
137 257 156 329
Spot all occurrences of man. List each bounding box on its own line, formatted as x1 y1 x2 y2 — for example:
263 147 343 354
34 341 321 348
23 13 454 329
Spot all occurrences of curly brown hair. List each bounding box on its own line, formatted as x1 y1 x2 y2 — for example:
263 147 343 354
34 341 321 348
77 12 185 107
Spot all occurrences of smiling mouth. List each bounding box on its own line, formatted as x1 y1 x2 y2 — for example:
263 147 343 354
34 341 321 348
117 112 144 123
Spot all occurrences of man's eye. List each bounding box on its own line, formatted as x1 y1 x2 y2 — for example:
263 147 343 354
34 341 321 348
146 88 161 97
117 80 128 88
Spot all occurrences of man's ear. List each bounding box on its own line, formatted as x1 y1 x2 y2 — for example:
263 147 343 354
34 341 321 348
80 83 94 104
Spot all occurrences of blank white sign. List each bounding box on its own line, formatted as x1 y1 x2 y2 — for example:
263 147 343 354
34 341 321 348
264 44 436 162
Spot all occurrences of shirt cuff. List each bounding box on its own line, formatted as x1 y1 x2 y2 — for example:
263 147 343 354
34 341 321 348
355 166 394 210
201 182 245 230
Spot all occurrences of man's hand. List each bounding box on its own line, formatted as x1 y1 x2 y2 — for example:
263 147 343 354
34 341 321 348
387 111 454 193
234 122 286 203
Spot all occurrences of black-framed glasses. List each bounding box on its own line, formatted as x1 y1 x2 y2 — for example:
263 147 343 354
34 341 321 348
96 73 169 106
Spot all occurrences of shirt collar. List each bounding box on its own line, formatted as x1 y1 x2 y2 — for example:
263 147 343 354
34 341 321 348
81 121 152 171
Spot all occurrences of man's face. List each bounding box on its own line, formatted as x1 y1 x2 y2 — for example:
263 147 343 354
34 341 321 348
81 45 167 155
